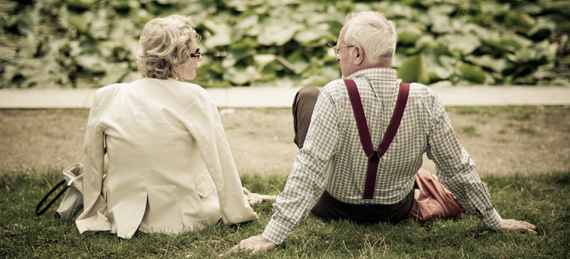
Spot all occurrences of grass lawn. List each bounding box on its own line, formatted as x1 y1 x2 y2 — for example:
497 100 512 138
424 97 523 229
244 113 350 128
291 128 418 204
1 170 568 258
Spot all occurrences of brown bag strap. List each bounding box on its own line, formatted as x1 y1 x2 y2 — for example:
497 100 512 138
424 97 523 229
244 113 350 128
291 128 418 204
344 79 410 200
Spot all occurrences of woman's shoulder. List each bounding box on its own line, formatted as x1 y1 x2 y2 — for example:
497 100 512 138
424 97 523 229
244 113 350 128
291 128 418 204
94 82 128 97
173 81 212 101
177 81 208 95
140 78 207 95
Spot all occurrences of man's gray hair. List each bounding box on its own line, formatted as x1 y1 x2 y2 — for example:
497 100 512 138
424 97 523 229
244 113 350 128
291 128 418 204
344 11 397 63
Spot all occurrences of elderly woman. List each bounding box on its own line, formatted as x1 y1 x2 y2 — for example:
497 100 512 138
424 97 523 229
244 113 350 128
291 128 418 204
75 15 258 239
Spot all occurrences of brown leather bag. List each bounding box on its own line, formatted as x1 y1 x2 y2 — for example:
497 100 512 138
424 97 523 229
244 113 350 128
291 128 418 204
407 169 467 221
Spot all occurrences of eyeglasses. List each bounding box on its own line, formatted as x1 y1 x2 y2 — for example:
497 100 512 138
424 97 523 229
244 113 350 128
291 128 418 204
190 48 201 58
333 45 355 56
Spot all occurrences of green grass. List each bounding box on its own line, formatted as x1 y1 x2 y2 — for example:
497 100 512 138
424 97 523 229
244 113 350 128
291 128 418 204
450 106 543 119
1 170 569 258
462 126 478 136
518 125 536 134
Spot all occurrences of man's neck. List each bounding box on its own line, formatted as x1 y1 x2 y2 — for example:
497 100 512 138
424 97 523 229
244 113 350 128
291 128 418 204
343 57 393 78
363 57 392 69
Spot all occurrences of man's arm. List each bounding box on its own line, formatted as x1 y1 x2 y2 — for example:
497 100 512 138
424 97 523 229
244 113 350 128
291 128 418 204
237 87 340 252
426 96 536 234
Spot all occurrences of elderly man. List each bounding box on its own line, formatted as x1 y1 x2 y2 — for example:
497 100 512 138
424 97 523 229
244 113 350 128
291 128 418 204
236 11 536 253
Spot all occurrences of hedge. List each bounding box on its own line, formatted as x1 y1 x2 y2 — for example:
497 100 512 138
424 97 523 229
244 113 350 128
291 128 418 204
0 0 568 88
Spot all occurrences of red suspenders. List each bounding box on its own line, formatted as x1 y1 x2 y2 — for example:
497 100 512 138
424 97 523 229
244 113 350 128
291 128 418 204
344 79 410 200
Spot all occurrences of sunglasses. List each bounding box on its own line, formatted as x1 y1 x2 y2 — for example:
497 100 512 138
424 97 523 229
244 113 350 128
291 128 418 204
190 48 201 58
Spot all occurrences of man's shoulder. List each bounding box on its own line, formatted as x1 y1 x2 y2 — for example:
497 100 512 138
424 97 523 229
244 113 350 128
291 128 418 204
318 79 347 97
409 82 438 98
407 83 445 111
323 78 346 89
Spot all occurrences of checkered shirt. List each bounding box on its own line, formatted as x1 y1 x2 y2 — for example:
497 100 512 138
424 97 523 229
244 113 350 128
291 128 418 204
262 68 502 245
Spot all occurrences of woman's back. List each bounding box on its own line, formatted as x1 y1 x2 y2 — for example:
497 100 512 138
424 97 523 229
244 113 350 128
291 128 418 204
76 78 257 238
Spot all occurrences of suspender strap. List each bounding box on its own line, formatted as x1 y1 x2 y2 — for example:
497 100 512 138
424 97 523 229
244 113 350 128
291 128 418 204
344 79 410 200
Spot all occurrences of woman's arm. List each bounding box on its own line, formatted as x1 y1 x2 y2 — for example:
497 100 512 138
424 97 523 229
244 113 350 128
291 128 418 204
75 90 110 231
184 88 257 224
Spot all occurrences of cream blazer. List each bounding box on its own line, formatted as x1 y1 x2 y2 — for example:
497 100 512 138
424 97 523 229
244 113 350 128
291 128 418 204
75 78 257 239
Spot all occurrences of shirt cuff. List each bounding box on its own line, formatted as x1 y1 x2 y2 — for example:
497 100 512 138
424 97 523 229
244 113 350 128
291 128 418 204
261 218 295 245
482 208 503 230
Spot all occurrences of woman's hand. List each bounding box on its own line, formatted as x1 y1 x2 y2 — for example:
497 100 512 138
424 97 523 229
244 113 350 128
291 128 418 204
243 188 262 206
243 188 275 207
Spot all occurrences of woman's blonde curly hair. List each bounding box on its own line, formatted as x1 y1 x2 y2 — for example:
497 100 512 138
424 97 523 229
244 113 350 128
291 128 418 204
136 15 201 79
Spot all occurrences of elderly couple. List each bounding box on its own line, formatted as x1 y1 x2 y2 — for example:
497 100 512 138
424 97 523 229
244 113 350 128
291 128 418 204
75 12 536 254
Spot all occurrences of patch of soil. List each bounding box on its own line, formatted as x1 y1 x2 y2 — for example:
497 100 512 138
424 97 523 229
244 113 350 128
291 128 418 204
0 106 568 176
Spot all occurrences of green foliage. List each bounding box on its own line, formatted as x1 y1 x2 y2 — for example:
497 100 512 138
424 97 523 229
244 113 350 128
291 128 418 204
1 170 569 258
0 0 569 88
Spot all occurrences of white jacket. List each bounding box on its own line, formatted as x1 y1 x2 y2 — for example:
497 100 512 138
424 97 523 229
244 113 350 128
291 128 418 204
75 78 257 238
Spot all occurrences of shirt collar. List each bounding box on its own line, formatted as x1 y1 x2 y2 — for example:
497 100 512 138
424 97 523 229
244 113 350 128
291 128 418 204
344 68 397 81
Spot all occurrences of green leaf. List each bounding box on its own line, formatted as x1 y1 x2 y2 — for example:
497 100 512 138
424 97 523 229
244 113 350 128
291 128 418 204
223 66 260 85
89 10 110 40
428 5 456 34
225 0 264 12
100 62 129 86
465 55 507 73
397 54 428 84
422 47 456 82
458 63 486 84
65 0 97 9
398 24 423 45
0 46 15 60
108 18 136 42
386 3 414 19
253 54 276 71
67 13 91 34
438 34 481 56
236 15 259 30
294 24 331 45
203 20 233 48
431 16 453 34
74 55 107 73
222 46 256 68
301 66 339 87
505 11 535 29
257 18 302 46
286 51 310 74
527 18 556 38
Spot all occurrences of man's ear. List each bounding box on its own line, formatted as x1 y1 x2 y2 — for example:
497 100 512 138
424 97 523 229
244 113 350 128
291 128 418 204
353 46 364 65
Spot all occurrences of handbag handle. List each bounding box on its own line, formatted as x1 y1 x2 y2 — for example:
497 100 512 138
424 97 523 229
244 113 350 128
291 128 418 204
35 179 70 216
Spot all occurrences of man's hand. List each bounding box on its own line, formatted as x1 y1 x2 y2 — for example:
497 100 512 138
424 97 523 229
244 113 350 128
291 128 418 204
499 219 537 234
232 235 277 254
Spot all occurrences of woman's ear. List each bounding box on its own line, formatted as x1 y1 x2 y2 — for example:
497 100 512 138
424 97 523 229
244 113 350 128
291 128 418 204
172 65 180 81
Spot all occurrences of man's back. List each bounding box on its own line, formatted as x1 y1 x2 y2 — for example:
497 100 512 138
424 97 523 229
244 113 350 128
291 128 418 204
300 68 450 205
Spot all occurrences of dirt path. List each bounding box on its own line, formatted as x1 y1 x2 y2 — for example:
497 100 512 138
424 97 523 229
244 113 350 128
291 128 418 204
0 106 568 176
